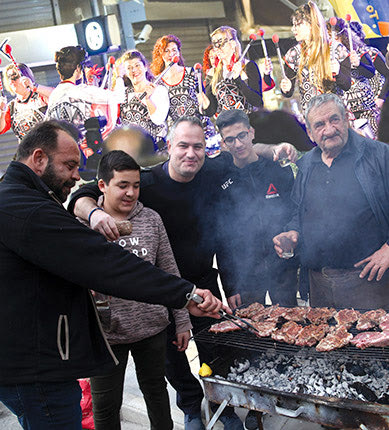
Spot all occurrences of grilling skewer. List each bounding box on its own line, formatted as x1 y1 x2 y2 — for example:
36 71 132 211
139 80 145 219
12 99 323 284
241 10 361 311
189 293 259 333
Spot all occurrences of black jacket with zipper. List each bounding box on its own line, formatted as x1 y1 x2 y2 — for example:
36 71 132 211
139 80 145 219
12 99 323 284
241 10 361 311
0 161 194 384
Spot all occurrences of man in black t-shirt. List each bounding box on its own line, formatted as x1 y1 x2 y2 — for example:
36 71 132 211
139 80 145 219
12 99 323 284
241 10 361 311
69 117 296 430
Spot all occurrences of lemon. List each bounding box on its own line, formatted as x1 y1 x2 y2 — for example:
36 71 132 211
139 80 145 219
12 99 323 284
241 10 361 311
199 363 212 377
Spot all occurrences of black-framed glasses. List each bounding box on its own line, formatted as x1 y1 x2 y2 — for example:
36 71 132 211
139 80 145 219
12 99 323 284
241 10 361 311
223 131 249 147
7 73 20 81
212 38 233 49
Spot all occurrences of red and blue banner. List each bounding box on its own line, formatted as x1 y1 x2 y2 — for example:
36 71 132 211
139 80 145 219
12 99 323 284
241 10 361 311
329 0 389 38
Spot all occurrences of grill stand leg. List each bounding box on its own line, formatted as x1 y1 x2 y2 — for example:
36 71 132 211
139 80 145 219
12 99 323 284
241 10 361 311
255 411 264 430
205 399 229 430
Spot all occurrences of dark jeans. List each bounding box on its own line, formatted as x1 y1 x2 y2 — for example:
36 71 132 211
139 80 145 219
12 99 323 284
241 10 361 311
309 267 389 308
90 330 172 430
165 319 204 415
0 380 82 430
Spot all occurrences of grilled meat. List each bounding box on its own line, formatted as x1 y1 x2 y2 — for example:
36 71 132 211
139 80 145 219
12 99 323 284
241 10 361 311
334 308 361 329
351 331 389 349
235 302 264 319
295 323 330 347
251 320 277 338
306 307 336 325
209 320 244 333
357 309 387 331
271 321 303 344
316 325 353 352
379 315 389 332
283 307 309 323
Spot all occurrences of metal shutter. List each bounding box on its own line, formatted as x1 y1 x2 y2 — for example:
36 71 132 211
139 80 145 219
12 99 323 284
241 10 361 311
0 131 18 177
0 0 55 33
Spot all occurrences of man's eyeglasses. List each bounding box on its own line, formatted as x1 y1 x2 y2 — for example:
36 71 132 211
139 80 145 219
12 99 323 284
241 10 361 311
223 131 250 147
212 38 233 49
7 73 20 82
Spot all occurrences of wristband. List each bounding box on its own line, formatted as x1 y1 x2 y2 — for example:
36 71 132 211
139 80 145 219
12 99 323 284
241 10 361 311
88 207 104 224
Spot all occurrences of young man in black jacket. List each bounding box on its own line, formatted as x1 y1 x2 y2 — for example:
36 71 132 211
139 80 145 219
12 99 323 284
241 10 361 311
215 109 298 310
0 120 225 430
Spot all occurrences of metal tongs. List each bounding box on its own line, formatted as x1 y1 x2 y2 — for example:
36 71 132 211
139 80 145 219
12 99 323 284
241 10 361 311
189 292 259 333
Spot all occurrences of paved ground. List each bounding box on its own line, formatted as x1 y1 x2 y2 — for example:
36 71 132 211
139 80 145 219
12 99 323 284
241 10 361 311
0 341 324 429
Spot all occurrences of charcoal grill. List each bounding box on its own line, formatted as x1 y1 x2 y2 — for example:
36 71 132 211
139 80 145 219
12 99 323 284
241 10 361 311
195 323 389 429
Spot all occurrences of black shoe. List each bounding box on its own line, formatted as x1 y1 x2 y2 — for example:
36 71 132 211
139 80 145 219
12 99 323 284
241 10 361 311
244 410 260 430
184 413 205 430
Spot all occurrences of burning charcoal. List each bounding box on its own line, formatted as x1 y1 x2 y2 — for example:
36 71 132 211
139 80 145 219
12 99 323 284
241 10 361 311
276 363 288 373
377 394 389 405
234 359 250 374
350 382 378 402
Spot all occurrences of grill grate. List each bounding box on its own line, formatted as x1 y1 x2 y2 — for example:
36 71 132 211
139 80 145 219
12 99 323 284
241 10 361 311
194 326 389 362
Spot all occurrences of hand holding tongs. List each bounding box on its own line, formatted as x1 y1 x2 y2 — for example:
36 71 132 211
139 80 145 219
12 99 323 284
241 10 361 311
190 292 259 333
219 309 259 333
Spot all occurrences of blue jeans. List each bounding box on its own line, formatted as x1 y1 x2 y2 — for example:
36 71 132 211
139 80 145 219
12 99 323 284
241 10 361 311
0 380 82 430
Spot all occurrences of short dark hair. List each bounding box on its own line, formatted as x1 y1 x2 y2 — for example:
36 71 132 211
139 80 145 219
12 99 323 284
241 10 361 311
55 46 87 80
216 109 250 133
16 120 81 161
98 150 140 184
167 116 203 142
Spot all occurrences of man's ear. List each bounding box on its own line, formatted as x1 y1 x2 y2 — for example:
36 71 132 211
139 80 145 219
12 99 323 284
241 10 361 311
30 148 49 175
97 179 106 193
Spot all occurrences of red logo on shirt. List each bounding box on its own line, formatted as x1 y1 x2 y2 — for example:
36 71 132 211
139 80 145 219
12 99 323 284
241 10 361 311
265 183 280 199
266 183 278 195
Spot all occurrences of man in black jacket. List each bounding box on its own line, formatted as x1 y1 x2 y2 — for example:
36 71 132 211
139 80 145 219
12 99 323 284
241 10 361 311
273 93 389 308
0 120 225 430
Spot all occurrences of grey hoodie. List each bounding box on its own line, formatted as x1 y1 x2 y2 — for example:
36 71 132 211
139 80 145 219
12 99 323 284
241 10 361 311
88 200 192 345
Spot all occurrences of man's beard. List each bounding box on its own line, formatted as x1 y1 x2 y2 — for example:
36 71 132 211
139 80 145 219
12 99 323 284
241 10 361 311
41 160 75 203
